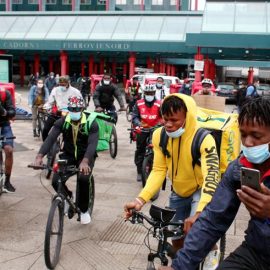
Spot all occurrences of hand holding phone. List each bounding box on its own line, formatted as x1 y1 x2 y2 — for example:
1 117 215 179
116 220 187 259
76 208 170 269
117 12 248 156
240 167 261 192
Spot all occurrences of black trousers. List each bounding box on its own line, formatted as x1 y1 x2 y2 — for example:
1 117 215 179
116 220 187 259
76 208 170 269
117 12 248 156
52 156 95 213
134 132 149 174
42 115 57 141
217 241 270 270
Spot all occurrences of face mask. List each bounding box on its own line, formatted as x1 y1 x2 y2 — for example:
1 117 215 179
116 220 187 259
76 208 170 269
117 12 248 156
145 95 155 102
242 143 270 164
103 80 110 85
60 86 67 92
156 83 162 88
166 121 186 138
37 83 43 88
185 84 190 88
69 111 82 121
50 76 54 79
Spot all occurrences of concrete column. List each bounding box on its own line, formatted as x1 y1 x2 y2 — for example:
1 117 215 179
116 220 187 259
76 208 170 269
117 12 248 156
123 63 127 88
81 62 85 77
209 60 216 82
34 54 40 75
248 67 254 84
194 47 204 82
171 65 176 76
128 52 136 78
49 57 54 73
146 57 152 69
204 57 210 79
166 64 171 76
99 57 104 74
60 51 68 76
19 56 26 87
88 55 94 77
112 60 117 83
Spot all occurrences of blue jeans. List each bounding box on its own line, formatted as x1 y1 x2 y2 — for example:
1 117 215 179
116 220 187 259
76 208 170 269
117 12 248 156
169 189 201 240
0 124 14 148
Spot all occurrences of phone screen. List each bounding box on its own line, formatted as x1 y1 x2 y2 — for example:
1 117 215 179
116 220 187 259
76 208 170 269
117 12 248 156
240 167 261 192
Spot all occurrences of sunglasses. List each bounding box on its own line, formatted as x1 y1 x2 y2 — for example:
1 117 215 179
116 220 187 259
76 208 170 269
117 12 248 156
68 107 82 112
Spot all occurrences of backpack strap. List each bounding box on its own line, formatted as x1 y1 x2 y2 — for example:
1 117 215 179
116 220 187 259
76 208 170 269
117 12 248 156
191 128 211 168
159 127 171 158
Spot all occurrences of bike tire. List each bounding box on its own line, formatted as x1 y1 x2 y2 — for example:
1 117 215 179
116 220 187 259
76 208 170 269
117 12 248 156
109 125 118 159
37 115 45 137
0 174 5 196
88 175 95 215
142 154 160 201
44 197 64 270
126 104 132 122
46 142 59 179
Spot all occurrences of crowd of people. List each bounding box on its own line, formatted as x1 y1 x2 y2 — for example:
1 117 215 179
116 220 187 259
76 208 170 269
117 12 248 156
1 71 270 269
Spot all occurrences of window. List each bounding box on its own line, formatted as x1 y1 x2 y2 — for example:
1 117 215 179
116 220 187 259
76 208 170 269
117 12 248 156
134 0 143 4
12 0 23 4
28 0 38 4
62 0 71 4
81 0 91 4
116 0 126 4
46 0 56 4
97 0 106 5
152 0 162 5
170 0 176 5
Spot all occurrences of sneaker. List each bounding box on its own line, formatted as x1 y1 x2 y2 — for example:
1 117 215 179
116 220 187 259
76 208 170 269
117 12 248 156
3 181 16 193
137 173 142 182
202 249 221 270
80 211 91 225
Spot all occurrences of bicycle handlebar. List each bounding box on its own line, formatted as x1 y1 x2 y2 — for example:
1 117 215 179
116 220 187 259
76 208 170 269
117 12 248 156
28 164 47 170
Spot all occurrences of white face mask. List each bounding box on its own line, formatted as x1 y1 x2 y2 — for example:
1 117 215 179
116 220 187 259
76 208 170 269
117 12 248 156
103 80 110 85
50 75 54 79
37 83 43 88
166 121 186 138
145 95 155 102
60 86 67 92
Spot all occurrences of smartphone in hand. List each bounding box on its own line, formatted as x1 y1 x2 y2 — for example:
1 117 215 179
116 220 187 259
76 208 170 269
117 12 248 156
240 167 261 192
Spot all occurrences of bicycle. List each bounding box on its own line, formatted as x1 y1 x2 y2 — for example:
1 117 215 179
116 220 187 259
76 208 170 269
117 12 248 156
125 95 141 122
28 159 95 270
37 107 48 138
0 133 16 195
129 204 226 270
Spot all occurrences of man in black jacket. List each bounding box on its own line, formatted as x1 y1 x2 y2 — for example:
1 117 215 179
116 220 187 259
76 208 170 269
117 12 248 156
160 96 270 270
34 95 98 225
0 87 16 193
93 73 125 122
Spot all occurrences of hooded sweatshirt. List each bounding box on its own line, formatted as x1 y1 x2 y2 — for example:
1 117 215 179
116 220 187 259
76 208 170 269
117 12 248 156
139 93 220 212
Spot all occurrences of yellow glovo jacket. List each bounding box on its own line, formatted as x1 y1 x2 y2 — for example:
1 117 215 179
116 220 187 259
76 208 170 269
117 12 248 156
139 93 220 213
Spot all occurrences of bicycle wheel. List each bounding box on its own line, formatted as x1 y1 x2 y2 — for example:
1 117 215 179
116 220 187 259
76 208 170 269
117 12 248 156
44 197 64 270
88 175 95 215
142 154 160 201
109 125 118 159
126 104 132 122
37 114 45 137
0 174 5 196
46 142 59 179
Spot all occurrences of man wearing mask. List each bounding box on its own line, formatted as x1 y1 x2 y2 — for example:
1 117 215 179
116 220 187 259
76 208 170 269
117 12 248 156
195 78 215 96
34 96 98 224
93 73 125 122
28 79 49 137
155 76 166 100
124 94 220 269
157 96 270 270
45 72 57 94
42 75 82 141
132 84 162 182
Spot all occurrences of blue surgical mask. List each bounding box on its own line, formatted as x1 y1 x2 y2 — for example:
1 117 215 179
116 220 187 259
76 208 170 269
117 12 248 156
69 111 82 121
242 143 270 164
145 95 155 102
166 121 186 138
60 86 67 92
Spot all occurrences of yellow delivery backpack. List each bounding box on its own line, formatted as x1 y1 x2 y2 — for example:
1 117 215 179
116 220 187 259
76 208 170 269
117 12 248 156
196 107 241 174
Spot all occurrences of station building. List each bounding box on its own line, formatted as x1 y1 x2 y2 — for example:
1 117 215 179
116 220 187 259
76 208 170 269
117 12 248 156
0 0 269 86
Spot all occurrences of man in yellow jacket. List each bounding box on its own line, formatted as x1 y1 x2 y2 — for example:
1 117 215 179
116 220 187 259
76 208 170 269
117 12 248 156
124 93 220 269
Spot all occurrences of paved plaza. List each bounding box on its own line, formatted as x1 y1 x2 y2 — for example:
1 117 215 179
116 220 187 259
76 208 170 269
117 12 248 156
0 88 249 270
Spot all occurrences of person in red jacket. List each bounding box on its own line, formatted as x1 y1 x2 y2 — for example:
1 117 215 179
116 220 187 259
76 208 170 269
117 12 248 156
132 84 162 182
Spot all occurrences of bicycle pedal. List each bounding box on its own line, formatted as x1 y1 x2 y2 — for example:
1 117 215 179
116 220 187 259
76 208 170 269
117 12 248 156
67 207 75 219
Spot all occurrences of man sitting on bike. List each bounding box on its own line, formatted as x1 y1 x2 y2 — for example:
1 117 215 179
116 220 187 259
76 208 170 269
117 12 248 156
125 77 141 109
125 93 220 270
0 87 16 193
42 75 82 141
159 96 270 270
93 73 126 122
34 95 98 224
132 84 162 182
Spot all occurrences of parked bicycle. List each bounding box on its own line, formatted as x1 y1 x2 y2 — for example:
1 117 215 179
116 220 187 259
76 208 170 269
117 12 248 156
28 159 95 270
0 134 16 195
129 204 226 270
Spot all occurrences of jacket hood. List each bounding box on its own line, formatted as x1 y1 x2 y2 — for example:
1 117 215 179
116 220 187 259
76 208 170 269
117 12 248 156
164 93 198 135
